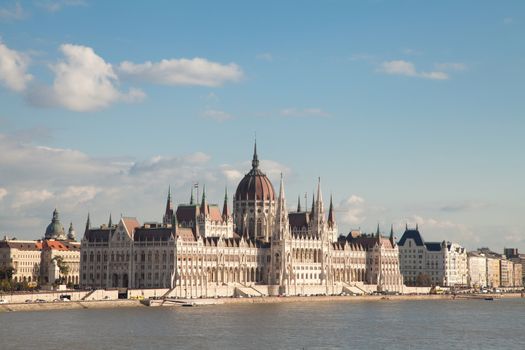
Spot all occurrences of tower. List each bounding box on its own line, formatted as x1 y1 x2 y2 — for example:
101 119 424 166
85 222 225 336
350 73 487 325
327 194 338 242
163 186 174 226
233 140 276 241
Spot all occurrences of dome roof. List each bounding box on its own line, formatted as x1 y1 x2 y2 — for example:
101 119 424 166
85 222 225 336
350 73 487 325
45 209 66 240
235 142 275 201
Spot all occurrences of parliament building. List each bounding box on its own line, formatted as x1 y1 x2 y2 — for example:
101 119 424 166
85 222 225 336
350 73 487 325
80 143 404 297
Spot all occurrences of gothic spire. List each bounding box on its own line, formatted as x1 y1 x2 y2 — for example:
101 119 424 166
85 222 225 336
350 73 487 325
201 184 208 215
222 186 230 219
190 186 194 205
316 177 323 206
314 177 324 218
327 194 335 227
251 138 259 169
297 195 302 212
389 224 394 244
274 173 289 238
311 190 315 216
108 213 113 227
167 185 172 206
376 223 380 238
85 213 91 233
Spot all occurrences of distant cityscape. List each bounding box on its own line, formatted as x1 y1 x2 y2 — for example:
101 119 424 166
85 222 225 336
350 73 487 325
1 144 523 299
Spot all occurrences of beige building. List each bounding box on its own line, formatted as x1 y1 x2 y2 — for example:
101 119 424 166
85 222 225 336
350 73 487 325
0 209 80 288
0 239 41 284
500 258 514 287
467 252 488 288
513 263 522 288
81 143 404 296
485 256 501 288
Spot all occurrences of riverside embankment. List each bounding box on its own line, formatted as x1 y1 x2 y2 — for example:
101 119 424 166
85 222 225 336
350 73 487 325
2 292 522 312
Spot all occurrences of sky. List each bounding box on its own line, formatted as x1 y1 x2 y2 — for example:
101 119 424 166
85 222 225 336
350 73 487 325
0 0 524 252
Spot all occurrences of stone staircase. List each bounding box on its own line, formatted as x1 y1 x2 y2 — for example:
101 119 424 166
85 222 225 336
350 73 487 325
234 286 259 298
81 289 98 301
342 283 366 295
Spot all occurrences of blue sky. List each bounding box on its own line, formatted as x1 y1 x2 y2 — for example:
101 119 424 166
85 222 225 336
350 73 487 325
0 0 524 251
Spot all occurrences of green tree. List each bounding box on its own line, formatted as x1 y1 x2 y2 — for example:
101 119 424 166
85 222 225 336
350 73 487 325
416 273 432 287
51 256 70 284
0 266 14 280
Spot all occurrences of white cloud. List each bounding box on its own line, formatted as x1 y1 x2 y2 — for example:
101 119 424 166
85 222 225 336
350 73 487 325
118 57 243 87
0 1 26 21
256 53 273 62
0 188 7 201
220 166 244 182
203 109 233 122
280 107 330 118
60 185 100 205
402 215 478 245
0 132 292 238
338 195 366 225
28 44 144 111
0 41 33 91
12 189 54 209
37 0 87 13
378 60 449 80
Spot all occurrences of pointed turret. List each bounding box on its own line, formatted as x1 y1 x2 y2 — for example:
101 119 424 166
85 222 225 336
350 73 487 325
314 177 324 219
190 186 195 205
163 186 174 225
310 191 315 216
327 194 335 228
376 223 380 238
252 138 259 169
200 185 208 216
166 186 173 211
67 222 76 241
274 173 289 238
297 195 302 212
389 224 395 245
222 186 230 220
84 213 91 236
108 213 113 228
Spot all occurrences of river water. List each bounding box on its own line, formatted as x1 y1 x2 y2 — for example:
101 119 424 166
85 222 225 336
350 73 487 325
1 299 524 349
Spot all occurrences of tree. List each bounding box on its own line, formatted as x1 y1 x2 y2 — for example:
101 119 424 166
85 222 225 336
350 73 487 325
416 273 432 287
0 266 14 280
51 256 70 284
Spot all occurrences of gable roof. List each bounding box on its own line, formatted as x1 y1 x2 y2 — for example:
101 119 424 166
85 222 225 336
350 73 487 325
121 217 140 236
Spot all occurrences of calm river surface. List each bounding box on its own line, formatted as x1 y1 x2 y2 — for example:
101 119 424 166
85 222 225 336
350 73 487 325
1 299 524 349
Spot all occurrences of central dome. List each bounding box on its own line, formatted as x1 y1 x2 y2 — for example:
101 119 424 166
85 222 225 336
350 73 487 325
235 142 275 201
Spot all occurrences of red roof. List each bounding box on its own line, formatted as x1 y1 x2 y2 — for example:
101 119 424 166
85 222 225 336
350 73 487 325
122 217 140 235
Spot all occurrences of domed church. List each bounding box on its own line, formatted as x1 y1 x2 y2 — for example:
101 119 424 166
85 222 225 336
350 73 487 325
44 209 67 240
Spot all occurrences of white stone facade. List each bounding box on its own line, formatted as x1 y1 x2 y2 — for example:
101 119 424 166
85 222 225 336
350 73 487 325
80 145 405 296
398 228 468 287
